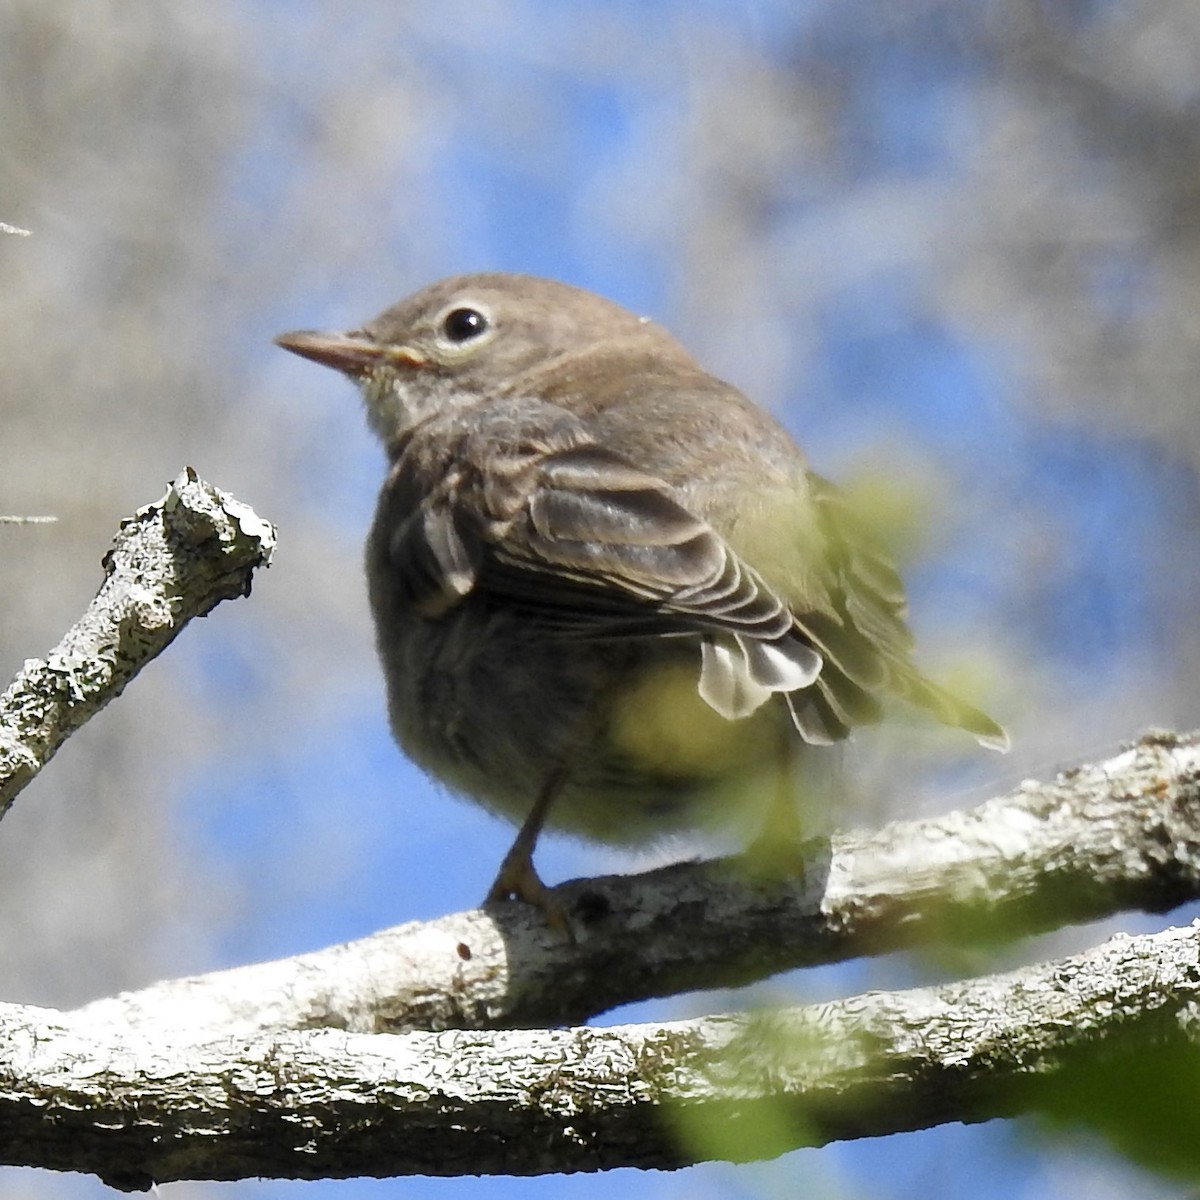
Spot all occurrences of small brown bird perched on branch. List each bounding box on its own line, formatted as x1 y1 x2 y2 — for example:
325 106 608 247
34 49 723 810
277 273 1006 920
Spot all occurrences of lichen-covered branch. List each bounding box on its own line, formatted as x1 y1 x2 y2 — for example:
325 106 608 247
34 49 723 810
76 730 1200 1036
6 921 1200 1190
0 469 276 818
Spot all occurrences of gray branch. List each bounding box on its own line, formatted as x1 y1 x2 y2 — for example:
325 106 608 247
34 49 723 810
5 921 1199 1189
0 468 276 819
76 729 1200 1035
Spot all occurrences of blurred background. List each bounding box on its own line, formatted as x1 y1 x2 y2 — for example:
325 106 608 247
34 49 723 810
1 1 1199 1198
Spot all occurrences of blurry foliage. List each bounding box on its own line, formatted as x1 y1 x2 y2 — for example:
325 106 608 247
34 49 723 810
1028 1021 1200 1183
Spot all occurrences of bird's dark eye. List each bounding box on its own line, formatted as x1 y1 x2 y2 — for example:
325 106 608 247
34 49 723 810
441 307 489 343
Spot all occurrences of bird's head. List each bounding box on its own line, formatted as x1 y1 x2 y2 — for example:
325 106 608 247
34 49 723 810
275 272 687 447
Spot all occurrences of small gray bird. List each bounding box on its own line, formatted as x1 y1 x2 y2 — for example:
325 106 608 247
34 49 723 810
276 273 1006 916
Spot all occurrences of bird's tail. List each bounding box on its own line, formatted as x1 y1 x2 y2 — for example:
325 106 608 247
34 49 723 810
899 672 1010 752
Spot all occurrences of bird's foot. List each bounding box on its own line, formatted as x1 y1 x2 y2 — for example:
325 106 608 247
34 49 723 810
484 847 572 936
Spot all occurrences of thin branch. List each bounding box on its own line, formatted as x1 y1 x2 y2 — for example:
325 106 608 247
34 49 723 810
76 729 1200 1035
0 468 276 819
6 921 1200 1189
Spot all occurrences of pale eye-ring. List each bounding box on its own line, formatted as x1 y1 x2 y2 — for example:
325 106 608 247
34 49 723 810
441 306 489 343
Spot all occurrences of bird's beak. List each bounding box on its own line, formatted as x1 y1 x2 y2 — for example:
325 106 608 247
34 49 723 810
274 329 427 377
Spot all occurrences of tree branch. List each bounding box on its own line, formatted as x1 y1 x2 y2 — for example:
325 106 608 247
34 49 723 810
5 921 1199 1189
75 729 1200 1035
0 468 276 819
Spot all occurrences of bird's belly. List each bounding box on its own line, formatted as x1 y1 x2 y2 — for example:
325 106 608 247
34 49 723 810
375 605 791 845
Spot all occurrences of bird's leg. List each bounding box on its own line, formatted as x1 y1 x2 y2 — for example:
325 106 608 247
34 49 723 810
484 760 571 927
485 689 619 930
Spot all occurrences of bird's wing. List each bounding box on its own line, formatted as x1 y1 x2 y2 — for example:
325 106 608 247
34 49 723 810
385 414 1005 747
387 423 824 722
496 442 829 718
